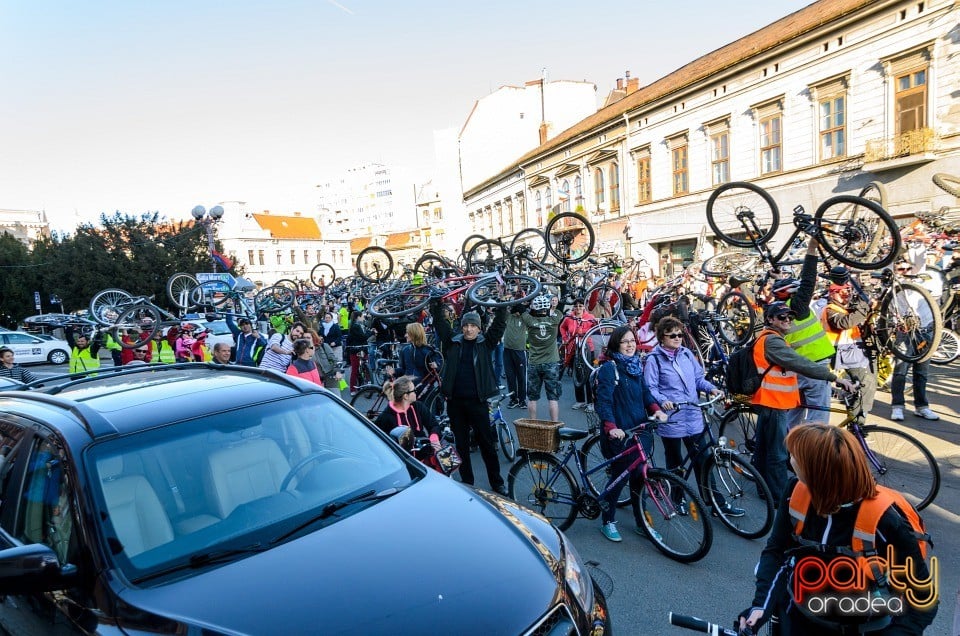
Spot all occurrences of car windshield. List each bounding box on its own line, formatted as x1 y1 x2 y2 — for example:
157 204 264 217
86 394 414 583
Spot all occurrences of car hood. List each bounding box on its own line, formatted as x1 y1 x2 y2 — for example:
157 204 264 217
116 477 563 635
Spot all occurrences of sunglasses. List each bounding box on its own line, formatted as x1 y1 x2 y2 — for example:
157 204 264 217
663 333 683 339
404 390 417 395
774 314 795 321
134 350 148 354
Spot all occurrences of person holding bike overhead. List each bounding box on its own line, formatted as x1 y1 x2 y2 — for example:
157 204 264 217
740 424 937 635
595 325 668 542
642 317 739 516
560 298 597 410
821 271 878 416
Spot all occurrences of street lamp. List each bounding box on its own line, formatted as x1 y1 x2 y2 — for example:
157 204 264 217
192 204 225 272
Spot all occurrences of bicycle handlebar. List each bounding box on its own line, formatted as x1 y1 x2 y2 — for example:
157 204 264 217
667 612 745 636
666 394 725 410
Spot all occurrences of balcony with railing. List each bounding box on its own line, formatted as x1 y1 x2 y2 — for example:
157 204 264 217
863 127 938 170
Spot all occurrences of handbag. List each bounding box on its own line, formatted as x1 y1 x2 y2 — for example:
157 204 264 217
433 442 462 476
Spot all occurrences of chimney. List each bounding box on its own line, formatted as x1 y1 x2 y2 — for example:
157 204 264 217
539 122 549 145
616 78 624 90
293 211 301 217
627 77 639 94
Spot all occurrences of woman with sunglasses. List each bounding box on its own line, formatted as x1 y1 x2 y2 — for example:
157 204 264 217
643 317 737 515
595 324 668 542
373 375 442 449
286 338 323 386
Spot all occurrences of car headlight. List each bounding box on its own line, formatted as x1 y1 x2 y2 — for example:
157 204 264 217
562 537 594 613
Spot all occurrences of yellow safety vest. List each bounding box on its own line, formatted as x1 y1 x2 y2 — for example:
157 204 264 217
785 300 836 362
150 340 176 363
70 347 101 374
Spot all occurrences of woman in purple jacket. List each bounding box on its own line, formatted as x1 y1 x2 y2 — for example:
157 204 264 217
643 317 742 517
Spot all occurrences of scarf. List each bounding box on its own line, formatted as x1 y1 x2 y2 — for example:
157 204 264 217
611 351 643 376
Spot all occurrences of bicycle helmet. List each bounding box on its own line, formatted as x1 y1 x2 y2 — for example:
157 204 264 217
771 278 801 300
180 321 197 331
828 266 850 286
530 293 553 312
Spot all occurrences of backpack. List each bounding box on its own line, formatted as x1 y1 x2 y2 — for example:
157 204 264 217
725 334 772 397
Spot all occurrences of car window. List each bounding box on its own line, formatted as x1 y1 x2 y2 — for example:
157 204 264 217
18 437 76 564
0 420 27 508
6 334 40 345
88 393 414 581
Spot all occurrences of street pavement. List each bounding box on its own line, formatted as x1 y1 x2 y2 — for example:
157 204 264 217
25 358 959 635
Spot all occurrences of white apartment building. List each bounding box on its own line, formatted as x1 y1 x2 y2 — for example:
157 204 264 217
0 209 50 246
316 163 417 238
214 201 352 287
463 0 960 276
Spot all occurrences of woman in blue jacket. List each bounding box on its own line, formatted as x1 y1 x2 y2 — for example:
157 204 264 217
643 316 741 517
595 325 667 542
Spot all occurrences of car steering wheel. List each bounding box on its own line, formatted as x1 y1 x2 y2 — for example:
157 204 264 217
280 453 328 491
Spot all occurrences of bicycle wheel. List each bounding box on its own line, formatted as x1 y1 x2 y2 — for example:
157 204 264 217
350 385 388 422
931 328 960 365
111 305 160 348
638 469 713 563
859 425 940 510
859 181 888 207
508 452 579 530
166 273 200 309
573 354 589 388
254 285 294 314
189 280 233 309
510 228 548 264
467 274 541 307
356 246 394 283
367 287 431 319
580 322 619 373
700 449 773 539
876 281 942 363
460 234 487 262
310 262 337 288
814 195 901 270
717 406 759 461
422 387 447 420
932 173 960 198
466 238 514 274
580 435 630 506
700 251 763 278
89 288 134 326
706 182 779 248
715 291 756 346
544 212 595 264
497 418 517 462
412 252 452 279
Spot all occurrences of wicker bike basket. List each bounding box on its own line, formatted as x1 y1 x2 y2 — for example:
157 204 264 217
514 419 562 453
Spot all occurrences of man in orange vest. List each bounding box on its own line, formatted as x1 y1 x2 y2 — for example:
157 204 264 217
820 276 877 416
752 301 857 502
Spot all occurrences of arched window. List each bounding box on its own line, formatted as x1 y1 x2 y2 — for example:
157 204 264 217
560 180 571 212
545 187 553 213
574 176 583 208
594 169 605 204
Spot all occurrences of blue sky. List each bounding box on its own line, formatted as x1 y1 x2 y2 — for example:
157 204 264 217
0 0 809 231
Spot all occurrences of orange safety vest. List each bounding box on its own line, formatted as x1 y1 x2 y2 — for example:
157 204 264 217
820 302 861 345
751 329 800 409
789 481 931 585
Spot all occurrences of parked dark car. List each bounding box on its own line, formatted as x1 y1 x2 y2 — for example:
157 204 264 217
0 364 610 635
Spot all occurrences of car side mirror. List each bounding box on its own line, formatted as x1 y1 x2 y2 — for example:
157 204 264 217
0 543 78 595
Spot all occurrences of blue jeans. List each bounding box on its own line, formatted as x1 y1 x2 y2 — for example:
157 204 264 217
892 358 930 408
785 363 831 429
752 406 790 504
491 342 504 382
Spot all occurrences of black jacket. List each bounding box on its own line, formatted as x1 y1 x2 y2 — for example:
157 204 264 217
432 303 506 400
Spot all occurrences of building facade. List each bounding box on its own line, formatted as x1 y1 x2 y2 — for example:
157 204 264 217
0 209 50 246
316 163 417 238
463 0 960 276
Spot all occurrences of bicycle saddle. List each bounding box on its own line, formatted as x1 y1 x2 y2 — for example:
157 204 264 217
558 428 590 441
728 274 751 288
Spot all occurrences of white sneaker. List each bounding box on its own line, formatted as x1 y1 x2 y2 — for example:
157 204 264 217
571 402 586 410
915 407 940 421
584 404 595 412
890 407 904 421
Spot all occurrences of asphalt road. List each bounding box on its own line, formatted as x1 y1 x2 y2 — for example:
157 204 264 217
27 359 959 635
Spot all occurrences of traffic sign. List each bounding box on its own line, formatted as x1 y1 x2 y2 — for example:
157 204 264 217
196 272 238 289
33 291 41 310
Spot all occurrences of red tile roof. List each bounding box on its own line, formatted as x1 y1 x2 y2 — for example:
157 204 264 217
251 214 321 239
350 237 371 253
385 231 414 249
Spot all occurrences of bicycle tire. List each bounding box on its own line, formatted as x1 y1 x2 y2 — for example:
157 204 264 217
700 450 774 539
309 262 338 288
859 425 940 511
466 274 541 308
931 328 960 365
706 182 779 248
367 287 431 319
717 406 759 462
412 252 452 279
274 278 299 291
423 387 447 420
507 451 579 530
858 181 888 207
814 195 901 270
166 273 200 309
460 234 487 263
350 385 388 422
254 285 294 314
580 434 630 507
876 281 942 363
700 251 762 278
466 238 514 274
544 212 595 264
111 305 160 348
189 280 233 309
510 228 548 264
638 469 713 563
89 288 134 326
573 355 589 388
715 291 756 346
356 246 394 283
496 418 517 461
932 173 960 198
579 322 620 373
584 283 622 318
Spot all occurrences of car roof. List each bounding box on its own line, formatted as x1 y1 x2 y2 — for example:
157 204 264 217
0 364 324 440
